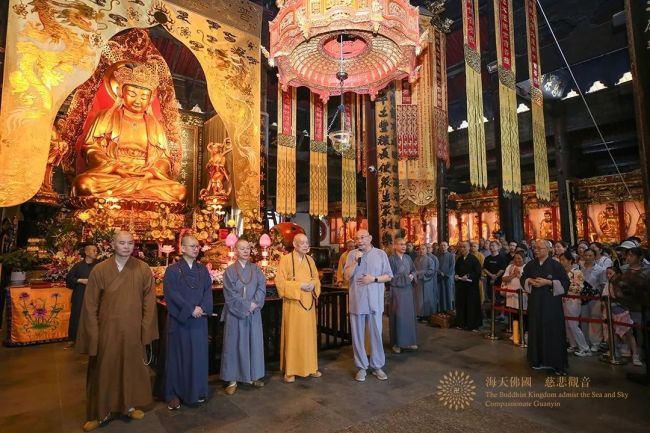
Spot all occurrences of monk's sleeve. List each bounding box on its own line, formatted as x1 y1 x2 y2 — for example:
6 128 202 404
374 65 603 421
552 262 570 296
200 268 214 315
470 257 482 282
163 267 194 323
141 268 158 345
254 266 267 310
275 255 304 301
223 269 252 319
65 263 79 291
382 253 394 279
312 257 321 298
76 268 101 356
521 262 533 293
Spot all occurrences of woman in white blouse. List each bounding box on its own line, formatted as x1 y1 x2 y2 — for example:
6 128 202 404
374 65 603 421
501 252 527 339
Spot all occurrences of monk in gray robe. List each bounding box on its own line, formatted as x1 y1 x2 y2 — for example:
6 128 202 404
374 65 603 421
77 231 158 432
388 237 418 353
414 244 439 319
437 241 456 311
220 239 266 394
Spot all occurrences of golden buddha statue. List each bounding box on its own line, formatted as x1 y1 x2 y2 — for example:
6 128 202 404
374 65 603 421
538 210 555 240
575 207 597 241
598 204 624 243
635 213 647 242
73 62 186 202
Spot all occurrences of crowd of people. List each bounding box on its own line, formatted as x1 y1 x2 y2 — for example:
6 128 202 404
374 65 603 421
65 229 648 431
340 235 648 376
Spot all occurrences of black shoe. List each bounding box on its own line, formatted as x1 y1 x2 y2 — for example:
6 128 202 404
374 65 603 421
554 369 567 376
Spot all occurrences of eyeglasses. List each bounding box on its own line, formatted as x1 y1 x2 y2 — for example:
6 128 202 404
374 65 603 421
183 244 201 249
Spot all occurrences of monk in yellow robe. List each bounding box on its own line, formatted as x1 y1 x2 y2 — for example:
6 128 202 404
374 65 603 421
275 233 321 382
336 240 356 288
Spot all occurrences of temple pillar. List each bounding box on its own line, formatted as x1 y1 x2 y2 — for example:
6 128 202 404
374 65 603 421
365 95 380 244
373 85 400 247
437 161 449 242
551 101 577 244
625 0 650 242
489 66 524 242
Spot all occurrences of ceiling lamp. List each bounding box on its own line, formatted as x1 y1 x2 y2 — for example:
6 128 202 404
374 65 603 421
328 34 354 154
269 0 423 101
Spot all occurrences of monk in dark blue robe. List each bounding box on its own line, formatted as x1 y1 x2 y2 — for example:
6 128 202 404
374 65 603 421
163 236 213 409
220 239 266 394
521 240 570 375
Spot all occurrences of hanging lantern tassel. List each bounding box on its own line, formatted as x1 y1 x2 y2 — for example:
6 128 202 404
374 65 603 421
309 92 328 217
341 93 357 221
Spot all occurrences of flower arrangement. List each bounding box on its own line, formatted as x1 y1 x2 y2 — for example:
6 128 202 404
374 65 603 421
0 249 40 272
87 227 116 260
17 291 64 332
43 250 82 282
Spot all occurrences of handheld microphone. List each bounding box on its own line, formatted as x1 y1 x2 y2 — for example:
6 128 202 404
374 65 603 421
356 249 363 265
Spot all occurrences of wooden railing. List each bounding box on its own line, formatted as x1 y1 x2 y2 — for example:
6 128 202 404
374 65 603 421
154 284 350 386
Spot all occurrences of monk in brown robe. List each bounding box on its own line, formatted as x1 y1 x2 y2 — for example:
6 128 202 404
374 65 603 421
76 231 158 432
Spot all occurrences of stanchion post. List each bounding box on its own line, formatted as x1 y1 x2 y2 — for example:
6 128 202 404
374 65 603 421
601 295 625 365
485 284 499 340
518 288 526 348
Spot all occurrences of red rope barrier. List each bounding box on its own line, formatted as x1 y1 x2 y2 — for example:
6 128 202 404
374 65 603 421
492 303 644 329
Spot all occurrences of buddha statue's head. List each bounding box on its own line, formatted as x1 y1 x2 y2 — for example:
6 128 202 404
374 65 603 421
114 61 160 114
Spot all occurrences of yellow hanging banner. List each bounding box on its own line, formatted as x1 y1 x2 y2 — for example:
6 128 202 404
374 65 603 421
494 0 521 195
309 92 328 217
525 0 550 202
462 0 488 189
276 87 297 215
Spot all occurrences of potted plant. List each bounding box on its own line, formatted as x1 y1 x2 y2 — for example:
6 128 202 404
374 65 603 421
0 249 39 285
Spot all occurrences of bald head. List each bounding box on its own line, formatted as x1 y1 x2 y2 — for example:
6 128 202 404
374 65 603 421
534 239 550 261
355 229 372 251
235 239 251 261
293 233 310 256
180 235 200 261
112 231 134 259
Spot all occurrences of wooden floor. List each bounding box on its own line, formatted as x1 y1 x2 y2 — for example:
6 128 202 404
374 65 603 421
1 319 649 433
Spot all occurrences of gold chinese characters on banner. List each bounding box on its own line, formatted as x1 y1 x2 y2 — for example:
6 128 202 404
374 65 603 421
494 0 521 195
0 0 261 215
276 87 297 216
525 0 550 202
309 92 328 217
462 0 488 189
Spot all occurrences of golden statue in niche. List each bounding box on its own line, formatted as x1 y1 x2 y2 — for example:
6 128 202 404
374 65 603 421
200 139 232 201
38 119 69 194
73 61 186 202
597 204 629 243
538 210 556 240
575 207 597 241
635 213 647 242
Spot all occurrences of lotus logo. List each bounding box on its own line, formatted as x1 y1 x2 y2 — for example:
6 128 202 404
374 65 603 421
437 370 476 410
